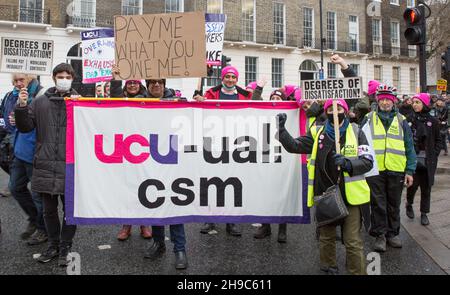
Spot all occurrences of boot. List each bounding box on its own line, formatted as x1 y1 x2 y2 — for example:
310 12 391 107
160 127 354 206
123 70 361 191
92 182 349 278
421 214 430 226
117 225 132 241
254 224 271 239
174 251 188 270
387 235 402 248
406 203 415 219
140 226 152 239
277 224 287 243
226 223 241 237
144 240 166 259
373 235 386 252
21 222 37 240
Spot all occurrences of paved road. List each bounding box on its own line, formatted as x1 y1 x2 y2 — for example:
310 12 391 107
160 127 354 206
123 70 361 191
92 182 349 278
0 170 445 275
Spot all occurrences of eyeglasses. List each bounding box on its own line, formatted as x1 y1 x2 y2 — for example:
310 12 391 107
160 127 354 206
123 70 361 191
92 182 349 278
149 80 164 85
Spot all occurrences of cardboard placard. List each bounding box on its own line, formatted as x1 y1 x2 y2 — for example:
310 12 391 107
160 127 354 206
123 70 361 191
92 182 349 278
302 77 363 100
0 37 53 75
114 12 206 80
81 29 115 84
205 14 227 66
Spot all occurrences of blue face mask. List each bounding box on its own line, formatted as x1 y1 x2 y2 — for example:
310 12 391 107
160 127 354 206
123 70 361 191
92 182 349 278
222 82 236 92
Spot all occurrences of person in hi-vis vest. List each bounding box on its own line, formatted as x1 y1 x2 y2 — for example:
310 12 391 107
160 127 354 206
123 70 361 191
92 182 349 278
361 84 417 253
276 99 373 275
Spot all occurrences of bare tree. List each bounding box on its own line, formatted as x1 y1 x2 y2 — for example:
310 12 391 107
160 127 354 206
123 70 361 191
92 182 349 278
425 0 450 59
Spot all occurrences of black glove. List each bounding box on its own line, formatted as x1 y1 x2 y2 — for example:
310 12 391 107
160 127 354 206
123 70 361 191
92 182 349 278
276 113 287 132
332 153 352 173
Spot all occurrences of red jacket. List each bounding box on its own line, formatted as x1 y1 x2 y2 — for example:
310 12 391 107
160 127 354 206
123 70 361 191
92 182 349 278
204 85 252 100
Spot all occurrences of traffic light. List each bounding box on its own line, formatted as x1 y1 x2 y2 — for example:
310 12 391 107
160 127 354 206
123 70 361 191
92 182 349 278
403 5 426 45
221 55 231 68
442 46 450 75
207 64 214 77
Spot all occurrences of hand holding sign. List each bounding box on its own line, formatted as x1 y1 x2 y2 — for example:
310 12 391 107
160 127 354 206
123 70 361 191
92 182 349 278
112 64 121 80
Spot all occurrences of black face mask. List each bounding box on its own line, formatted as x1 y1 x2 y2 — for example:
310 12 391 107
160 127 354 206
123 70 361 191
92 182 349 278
327 113 346 125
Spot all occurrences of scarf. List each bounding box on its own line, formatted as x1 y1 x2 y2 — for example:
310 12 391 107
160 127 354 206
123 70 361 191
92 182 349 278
325 118 349 141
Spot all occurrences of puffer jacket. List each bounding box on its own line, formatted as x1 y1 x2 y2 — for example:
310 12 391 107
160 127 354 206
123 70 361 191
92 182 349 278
14 87 79 195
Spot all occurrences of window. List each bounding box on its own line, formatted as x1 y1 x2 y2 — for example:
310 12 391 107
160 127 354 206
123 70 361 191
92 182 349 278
410 68 417 93
390 0 399 5
122 0 142 15
327 62 337 78
390 21 400 55
372 19 382 54
19 0 44 23
350 64 360 76
327 12 337 50
165 0 184 13
72 0 96 28
349 15 359 52
408 45 417 58
242 0 255 42
245 56 258 86
207 0 222 13
273 2 285 45
407 0 416 8
374 65 383 82
303 7 314 48
393 67 400 90
272 58 284 88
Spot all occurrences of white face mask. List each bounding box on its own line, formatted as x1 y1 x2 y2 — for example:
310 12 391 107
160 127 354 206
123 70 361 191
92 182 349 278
55 79 72 92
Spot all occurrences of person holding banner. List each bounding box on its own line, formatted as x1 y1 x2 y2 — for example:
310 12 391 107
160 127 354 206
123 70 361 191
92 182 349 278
276 99 373 275
361 84 416 252
406 93 442 226
145 79 177 99
14 63 79 266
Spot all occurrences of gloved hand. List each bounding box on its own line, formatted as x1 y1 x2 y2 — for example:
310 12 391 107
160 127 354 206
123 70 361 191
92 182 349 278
276 113 287 132
332 153 352 173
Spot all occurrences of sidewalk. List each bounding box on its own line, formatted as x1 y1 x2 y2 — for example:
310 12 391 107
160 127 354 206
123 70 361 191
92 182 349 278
401 150 450 275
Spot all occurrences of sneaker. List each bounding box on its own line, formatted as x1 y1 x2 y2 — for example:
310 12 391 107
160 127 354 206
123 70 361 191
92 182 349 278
406 204 415 219
226 223 242 237
27 230 48 246
200 223 217 234
37 246 59 263
421 214 430 226
58 246 71 267
254 224 271 239
117 225 132 241
20 222 37 240
140 226 152 239
0 187 11 198
387 235 402 248
373 235 387 252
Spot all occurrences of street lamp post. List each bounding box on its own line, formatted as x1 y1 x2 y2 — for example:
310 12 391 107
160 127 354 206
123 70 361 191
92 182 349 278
319 0 324 79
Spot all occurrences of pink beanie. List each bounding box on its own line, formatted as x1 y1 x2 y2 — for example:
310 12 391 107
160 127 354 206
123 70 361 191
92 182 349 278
412 93 431 107
221 66 239 80
246 82 257 91
284 85 297 98
294 88 303 106
368 80 381 96
324 99 349 113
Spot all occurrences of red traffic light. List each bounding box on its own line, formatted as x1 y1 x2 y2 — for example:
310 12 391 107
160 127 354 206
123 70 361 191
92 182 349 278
404 8 423 25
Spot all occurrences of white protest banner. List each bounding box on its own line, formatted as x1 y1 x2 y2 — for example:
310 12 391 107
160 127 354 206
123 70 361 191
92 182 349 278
114 12 206 80
302 77 363 100
205 14 227 66
65 101 309 225
0 37 53 75
81 29 115 84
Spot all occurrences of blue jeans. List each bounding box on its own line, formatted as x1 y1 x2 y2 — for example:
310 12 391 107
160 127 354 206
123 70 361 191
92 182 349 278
9 157 45 232
152 224 186 252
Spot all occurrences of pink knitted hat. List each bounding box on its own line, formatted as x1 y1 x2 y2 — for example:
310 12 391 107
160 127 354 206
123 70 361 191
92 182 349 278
323 99 349 113
412 93 431 107
221 66 239 80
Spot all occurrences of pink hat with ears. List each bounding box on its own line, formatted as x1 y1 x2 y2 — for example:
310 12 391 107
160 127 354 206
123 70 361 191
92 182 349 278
221 66 239 80
412 93 431 107
246 82 258 91
323 99 349 113
294 88 304 106
284 85 297 98
368 80 381 96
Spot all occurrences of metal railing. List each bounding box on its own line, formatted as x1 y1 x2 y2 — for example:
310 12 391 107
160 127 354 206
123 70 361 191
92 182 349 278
0 5 50 24
66 11 114 28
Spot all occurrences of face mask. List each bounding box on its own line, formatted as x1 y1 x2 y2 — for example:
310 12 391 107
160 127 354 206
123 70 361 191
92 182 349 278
327 113 346 125
56 79 72 92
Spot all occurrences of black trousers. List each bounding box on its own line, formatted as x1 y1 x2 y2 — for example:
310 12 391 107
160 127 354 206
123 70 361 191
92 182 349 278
367 172 405 238
406 168 431 214
42 194 77 248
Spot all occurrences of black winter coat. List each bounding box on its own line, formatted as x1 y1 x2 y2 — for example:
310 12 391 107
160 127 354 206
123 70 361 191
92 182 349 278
14 87 79 195
408 111 443 186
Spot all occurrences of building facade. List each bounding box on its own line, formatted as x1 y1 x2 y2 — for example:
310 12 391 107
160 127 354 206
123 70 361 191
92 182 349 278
0 0 420 99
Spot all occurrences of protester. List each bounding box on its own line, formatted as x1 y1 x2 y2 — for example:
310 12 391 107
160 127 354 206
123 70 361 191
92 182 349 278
245 78 267 100
276 99 373 275
14 63 79 266
281 85 297 101
361 84 416 252
4 74 48 245
110 65 152 241
399 95 414 121
269 90 286 101
145 79 177 98
432 97 448 156
193 65 254 237
406 93 442 226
